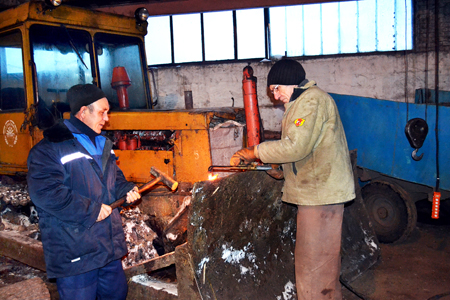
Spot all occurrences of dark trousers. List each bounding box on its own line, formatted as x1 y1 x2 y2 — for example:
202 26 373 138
56 259 128 300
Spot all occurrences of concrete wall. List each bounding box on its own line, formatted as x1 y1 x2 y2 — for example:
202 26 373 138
149 52 450 131
147 0 450 132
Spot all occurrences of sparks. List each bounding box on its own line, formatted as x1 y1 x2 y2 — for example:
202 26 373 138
208 173 218 181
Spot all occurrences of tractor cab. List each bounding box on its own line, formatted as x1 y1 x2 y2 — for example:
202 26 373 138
0 2 150 176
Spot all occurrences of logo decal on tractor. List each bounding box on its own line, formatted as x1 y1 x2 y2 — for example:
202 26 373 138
294 118 305 127
3 120 18 147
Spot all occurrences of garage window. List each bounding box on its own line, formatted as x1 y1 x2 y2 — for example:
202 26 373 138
145 0 412 66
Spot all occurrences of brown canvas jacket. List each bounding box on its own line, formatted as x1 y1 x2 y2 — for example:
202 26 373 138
258 81 355 205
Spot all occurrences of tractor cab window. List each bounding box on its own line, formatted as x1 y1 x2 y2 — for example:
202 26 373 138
95 33 148 110
0 30 25 111
29 24 94 127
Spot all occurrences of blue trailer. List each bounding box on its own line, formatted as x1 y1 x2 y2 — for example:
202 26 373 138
332 92 449 243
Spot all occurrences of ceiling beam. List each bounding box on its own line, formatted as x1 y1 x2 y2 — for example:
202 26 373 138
0 0 341 17
96 0 338 17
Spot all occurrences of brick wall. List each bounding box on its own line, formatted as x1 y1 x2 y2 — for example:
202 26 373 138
414 0 450 52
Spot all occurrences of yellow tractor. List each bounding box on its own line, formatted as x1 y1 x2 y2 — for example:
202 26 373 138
0 2 244 297
0 1 242 184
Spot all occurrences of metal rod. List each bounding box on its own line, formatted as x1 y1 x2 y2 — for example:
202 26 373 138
208 165 273 172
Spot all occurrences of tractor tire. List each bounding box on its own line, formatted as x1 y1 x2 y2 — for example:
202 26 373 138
362 182 417 243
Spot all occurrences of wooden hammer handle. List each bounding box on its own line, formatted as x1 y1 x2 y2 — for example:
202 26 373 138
109 167 178 210
109 177 160 210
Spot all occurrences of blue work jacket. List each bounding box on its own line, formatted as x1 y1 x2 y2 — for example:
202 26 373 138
27 119 135 278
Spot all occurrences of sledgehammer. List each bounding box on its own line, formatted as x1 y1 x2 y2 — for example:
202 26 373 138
110 166 178 210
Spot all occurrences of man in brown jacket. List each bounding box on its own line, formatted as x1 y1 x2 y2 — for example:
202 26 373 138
230 59 355 300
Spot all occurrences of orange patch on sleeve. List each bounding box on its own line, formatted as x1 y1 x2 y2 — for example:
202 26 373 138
294 118 305 127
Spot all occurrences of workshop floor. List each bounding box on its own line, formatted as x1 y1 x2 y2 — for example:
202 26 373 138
343 199 450 300
1 200 449 300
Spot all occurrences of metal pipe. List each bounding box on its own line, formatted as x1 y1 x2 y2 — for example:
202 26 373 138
242 65 261 147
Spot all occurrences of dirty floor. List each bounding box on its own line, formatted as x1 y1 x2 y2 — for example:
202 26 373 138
1 201 450 300
343 200 450 300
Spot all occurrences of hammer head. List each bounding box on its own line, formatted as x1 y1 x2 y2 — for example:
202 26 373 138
150 166 178 191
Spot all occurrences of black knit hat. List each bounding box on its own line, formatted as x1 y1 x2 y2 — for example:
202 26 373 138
67 84 107 114
267 59 306 87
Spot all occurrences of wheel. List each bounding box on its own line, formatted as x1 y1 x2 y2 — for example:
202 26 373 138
362 182 417 243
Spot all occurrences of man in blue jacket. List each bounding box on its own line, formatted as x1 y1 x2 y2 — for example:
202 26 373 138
27 84 141 300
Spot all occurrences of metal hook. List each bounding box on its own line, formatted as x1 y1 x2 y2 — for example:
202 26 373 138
412 148 424 161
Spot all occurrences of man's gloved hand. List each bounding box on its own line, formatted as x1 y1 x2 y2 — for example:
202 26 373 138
266 164 284 180
230 146 256 166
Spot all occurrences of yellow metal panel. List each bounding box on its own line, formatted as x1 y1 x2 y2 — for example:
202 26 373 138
0 3 30 30
115 150 174 184
103 111 209 131
101 108 240 131
0 2 145 36
0 113 31 174
173 129 212 183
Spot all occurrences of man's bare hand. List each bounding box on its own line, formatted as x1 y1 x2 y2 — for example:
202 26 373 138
266 164 284 180
97 204 112 222
125 186 141 204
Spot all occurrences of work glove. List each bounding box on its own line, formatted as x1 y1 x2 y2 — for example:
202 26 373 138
230 146 256 166
266 164 284 180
